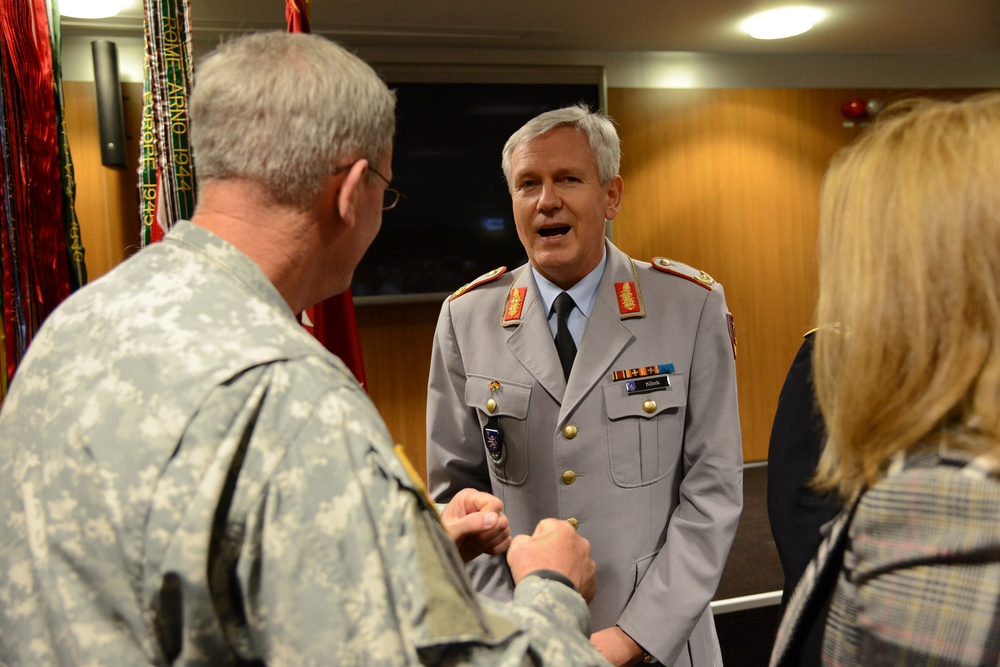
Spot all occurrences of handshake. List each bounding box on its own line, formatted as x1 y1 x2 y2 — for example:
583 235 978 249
441 487 597 602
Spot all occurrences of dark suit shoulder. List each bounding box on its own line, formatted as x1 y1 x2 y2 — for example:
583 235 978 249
648 257 721 291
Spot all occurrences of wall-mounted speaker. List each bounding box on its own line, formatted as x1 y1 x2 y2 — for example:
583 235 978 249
91 40 127 168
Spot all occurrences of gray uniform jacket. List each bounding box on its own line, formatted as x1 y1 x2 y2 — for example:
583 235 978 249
0 221 608 666
427 240 744 666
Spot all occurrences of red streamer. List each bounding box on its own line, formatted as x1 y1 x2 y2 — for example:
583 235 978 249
0 0 73 384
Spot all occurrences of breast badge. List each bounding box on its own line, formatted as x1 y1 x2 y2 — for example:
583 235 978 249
483 423 505 465
483 379 505 464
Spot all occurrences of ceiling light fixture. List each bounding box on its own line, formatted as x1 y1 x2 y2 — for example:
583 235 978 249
740 6 826 40
59 0 123 19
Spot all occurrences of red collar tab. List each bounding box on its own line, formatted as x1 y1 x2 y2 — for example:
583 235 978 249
502 286 527 325
616 281 643 317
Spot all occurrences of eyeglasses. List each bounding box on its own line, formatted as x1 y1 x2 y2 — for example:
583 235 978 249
368 165 404 211
334 161 403 211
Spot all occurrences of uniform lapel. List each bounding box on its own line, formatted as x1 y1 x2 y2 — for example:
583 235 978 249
505 269 566 401
559 244 636 420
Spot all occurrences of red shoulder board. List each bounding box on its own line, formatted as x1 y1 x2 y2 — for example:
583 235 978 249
449 266 507 301
650 257 717 291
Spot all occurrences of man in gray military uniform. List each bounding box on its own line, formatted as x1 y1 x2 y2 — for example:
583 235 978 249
0 32 608 666
426 105 744 666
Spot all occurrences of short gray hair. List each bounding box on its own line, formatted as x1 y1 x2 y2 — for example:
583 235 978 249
190 32 396 209
501 104 620 188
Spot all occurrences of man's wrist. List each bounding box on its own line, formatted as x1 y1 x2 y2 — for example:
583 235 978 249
525 569 576 592
616 625 655 664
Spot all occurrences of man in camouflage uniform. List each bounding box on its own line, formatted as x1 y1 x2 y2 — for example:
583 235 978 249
0 32 607 666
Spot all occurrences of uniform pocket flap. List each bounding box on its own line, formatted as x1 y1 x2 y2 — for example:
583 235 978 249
603 373 686 420
464 375 532 419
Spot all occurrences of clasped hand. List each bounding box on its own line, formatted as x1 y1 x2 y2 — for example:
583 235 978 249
440 487 512 562
441 490 597 603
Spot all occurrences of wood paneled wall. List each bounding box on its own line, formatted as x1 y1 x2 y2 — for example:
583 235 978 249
608 88 872 461
357 301 441 481
606 87 988 460
65 83 971 471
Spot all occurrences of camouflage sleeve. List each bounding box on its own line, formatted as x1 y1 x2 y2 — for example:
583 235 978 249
238 379 608 666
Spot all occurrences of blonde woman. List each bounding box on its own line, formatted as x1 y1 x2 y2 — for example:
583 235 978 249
771 92 1000 666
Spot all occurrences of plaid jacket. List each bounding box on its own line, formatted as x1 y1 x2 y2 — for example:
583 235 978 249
771 447 1000 666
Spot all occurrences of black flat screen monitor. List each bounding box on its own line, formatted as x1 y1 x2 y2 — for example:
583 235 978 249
351 64 605 304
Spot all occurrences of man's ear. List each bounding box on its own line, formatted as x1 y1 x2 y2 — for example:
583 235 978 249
604 174 624 221
337 159 369 228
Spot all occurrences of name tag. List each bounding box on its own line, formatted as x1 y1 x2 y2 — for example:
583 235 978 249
626 376 670 395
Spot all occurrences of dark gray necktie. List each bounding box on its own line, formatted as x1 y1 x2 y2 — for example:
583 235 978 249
553 292 577 380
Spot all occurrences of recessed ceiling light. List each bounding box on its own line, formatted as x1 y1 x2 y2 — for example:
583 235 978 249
60 0 122 19
740 6 826 40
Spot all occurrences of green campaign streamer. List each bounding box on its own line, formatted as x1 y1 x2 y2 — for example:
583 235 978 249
139 0 196 245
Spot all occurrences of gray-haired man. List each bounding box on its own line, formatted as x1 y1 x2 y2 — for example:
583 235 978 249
427 105 743 666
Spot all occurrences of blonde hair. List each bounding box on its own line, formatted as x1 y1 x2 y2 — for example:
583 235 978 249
814 92 1000 500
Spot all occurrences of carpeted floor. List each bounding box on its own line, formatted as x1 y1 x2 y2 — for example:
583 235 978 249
715 604 782 667
715 462 784 601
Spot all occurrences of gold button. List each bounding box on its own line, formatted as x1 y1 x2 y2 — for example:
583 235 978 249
486 399 497 413
567 517 579 529
562 424 577 439
642 399 657 414
561 470 577 485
